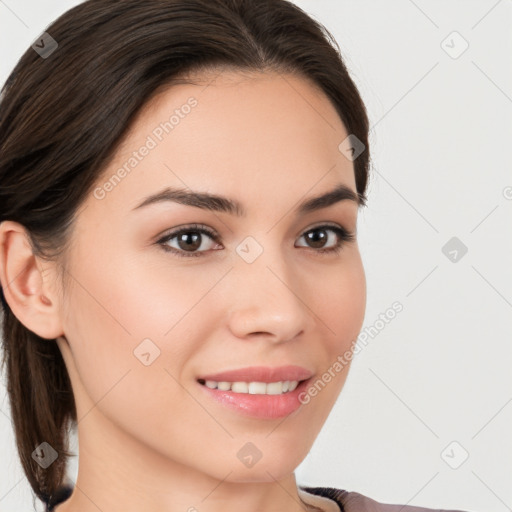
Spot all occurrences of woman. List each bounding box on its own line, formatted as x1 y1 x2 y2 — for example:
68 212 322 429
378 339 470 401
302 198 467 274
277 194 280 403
0 1 472 511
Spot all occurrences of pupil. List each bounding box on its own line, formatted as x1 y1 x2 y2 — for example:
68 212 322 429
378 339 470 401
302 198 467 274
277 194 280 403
179 232 201 251
307 229 326 248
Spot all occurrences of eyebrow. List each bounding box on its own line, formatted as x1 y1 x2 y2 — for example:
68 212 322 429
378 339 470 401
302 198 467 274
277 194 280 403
132 183 364 216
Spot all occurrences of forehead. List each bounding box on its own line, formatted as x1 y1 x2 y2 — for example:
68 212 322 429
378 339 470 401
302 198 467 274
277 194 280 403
86 70 356 219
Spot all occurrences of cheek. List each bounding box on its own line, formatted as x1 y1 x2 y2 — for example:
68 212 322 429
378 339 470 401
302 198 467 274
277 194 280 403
311 253 366 350
69 246 221 338
60 260 204 445
294 258 365 421
61 251 226 394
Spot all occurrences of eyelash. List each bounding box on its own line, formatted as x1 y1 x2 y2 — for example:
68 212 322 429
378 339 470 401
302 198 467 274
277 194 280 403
156 223 355 259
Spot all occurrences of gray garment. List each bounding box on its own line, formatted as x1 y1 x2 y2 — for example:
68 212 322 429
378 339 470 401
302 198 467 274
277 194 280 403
300 486 473 512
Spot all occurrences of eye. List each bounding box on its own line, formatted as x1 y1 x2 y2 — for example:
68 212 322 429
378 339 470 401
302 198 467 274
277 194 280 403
156 224 221 258
156 223 355 258
295 224 355 255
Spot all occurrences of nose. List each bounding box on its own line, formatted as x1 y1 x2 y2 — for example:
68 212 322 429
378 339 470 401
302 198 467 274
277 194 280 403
225 247 313 344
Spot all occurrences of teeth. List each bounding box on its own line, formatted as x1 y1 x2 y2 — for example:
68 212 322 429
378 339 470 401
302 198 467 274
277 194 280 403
203 380 300 395
248 382 265 394
231 382 248 393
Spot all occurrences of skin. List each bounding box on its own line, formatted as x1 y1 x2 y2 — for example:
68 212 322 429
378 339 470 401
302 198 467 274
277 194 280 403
0 70 366 512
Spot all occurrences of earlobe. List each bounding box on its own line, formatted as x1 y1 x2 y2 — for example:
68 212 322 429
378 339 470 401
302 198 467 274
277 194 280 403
0 220 64 340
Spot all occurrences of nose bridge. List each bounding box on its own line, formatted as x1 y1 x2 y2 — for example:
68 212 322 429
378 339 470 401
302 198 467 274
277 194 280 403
225 236 311 341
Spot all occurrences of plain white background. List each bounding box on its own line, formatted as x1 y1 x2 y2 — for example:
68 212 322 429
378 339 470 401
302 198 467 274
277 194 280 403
0 1 511 511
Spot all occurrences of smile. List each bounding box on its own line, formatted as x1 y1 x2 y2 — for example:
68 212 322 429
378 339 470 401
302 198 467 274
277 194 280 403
197 379 300 395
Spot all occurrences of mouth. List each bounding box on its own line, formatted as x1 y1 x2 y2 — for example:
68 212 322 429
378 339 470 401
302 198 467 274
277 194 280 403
196 377 309 395
196 364 313 387
196 374 314 419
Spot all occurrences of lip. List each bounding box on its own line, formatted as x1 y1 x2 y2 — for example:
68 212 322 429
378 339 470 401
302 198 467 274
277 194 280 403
196 365 313 383
197 376 313 419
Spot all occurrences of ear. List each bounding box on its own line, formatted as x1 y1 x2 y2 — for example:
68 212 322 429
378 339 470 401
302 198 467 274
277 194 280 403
0 220 64 340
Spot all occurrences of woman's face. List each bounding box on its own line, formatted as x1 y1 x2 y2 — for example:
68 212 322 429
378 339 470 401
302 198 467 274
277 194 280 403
55 70 366 485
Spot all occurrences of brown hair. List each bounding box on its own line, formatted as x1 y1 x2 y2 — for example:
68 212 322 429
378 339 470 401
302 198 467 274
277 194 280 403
0 0 371 508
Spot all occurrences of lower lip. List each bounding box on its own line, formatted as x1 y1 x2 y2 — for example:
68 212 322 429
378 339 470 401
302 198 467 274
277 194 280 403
197 378 312 419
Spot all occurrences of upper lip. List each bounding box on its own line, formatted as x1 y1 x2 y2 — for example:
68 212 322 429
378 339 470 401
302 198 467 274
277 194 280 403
197 365 314 383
